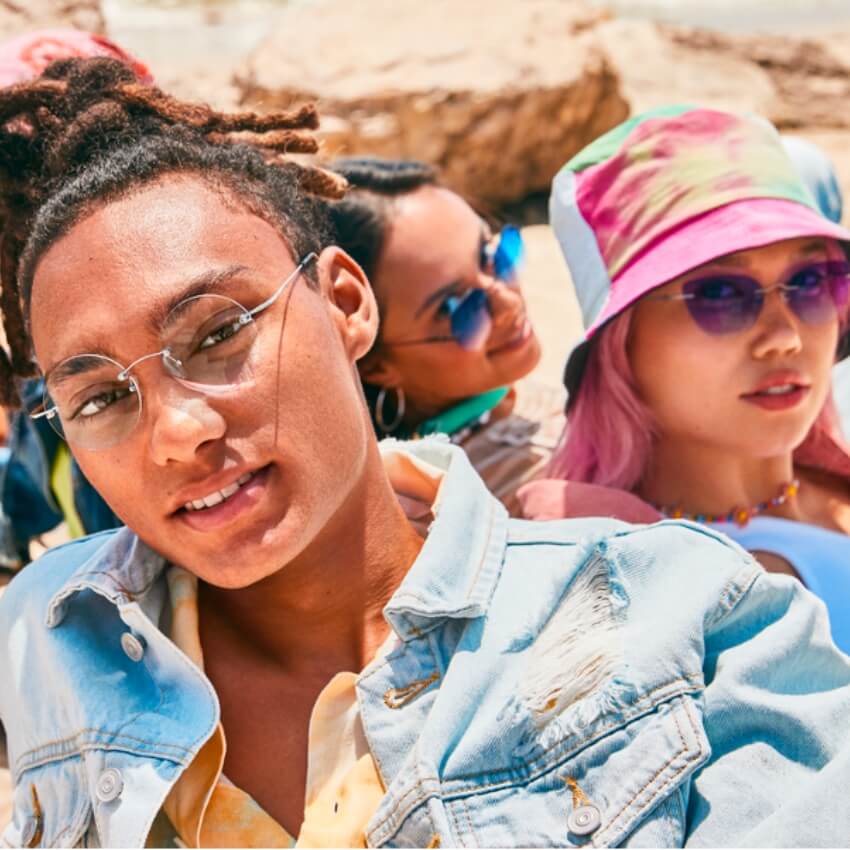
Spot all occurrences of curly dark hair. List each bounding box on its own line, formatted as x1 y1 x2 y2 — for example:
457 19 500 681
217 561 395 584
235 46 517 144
0 57 346 407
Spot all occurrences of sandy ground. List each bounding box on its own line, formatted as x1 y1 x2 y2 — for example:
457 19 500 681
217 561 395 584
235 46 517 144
520 226 584 386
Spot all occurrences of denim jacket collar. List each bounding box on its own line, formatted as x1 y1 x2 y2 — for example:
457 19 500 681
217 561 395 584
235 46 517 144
379 438 508 641
45 526 163 628
44 438 508 640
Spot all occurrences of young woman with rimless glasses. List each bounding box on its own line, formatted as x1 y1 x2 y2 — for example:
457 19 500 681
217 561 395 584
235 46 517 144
329 158 564 514
521 106 850 653
4 63 850 848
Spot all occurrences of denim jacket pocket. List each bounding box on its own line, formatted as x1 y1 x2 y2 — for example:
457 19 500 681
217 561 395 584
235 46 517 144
2 758 92 848
384 693 712 848
552 694 711 848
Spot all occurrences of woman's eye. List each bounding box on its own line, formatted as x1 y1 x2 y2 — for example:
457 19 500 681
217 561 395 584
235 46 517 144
694 279 744 301
789 267 827 293
480 243 494 275
437 295 461 319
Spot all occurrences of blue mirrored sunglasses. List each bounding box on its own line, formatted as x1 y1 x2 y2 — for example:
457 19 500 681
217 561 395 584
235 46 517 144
384 226 524 351
484 224 524 283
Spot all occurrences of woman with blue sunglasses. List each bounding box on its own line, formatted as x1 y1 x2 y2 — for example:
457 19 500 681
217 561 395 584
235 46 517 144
330 158 564 513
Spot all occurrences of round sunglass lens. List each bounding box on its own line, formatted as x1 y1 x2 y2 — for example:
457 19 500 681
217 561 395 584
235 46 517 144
786 262 848 325
451 289 492 350
493 225 524 283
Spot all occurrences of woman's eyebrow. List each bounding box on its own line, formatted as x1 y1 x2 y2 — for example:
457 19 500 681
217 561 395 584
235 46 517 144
152 264 252 333
415 280 463 318
795 239 829 258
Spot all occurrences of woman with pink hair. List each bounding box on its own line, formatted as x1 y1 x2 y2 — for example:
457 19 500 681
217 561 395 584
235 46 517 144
520 106 850 653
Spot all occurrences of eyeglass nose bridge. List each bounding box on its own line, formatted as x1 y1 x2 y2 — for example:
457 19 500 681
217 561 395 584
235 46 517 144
116 347 188 384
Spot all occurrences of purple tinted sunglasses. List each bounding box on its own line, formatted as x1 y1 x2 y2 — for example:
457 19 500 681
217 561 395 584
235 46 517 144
647 260 850 334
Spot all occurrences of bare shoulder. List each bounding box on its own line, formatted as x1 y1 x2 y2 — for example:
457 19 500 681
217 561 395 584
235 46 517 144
796 467 850 534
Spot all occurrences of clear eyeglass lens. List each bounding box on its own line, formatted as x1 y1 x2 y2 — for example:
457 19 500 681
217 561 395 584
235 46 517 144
162 293 258 388
44 294 259 450
44 354 142 450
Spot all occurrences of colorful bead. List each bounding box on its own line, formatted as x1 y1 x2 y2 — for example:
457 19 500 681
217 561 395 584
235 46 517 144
734 508 750 527
658 479 799 528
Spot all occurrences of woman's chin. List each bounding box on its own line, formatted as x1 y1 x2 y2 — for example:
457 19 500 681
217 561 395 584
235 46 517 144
493 332 542 383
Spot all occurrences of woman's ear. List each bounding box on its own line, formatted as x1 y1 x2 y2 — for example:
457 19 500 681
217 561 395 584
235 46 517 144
318 246 380 362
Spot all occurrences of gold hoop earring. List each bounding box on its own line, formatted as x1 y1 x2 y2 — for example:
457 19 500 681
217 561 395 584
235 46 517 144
375 386 405 434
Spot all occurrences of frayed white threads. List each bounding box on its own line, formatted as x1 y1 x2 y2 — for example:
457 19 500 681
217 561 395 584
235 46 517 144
523 554 622 728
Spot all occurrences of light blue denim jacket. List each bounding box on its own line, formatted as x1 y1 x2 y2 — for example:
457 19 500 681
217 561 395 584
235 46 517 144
2 440 850 848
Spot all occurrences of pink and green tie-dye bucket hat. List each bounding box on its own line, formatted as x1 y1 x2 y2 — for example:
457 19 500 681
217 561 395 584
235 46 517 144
551 105 850 396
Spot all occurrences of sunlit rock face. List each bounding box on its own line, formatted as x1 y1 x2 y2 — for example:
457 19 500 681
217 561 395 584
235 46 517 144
234 0 630 207
0 0 105 40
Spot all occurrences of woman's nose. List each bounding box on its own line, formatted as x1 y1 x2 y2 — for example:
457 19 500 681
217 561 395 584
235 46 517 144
483 276 524 326
750 289 804 359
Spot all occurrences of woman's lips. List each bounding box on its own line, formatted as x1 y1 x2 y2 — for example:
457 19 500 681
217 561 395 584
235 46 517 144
176 464 271 532
741 384 810 411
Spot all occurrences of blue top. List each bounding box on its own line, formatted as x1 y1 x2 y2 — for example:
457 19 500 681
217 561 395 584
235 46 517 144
715 515 850 653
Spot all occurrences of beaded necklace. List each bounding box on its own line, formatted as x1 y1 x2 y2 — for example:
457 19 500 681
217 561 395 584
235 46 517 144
658 479 800 527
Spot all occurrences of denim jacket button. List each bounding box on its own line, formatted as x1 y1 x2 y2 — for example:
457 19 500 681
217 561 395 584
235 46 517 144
95 768 124 803
120 632 145 662
567 804 602 836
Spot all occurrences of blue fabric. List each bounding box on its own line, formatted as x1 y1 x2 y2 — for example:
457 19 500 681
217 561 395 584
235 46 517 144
714 515 850 654
0 379 119 557
2 440 850 846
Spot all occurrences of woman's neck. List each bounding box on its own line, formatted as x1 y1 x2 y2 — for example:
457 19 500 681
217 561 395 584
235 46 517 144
198 442 424 676
637 437 802 521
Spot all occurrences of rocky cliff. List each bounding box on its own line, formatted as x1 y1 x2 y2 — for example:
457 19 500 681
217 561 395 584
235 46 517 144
236 0 630 207
0 0 104 39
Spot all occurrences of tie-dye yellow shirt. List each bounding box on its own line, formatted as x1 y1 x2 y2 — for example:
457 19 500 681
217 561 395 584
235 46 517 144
157 450 443 848
161 568 388 848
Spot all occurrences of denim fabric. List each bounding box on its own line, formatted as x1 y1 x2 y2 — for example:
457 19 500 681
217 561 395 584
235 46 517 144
2 439 850 847
0 379 119 557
